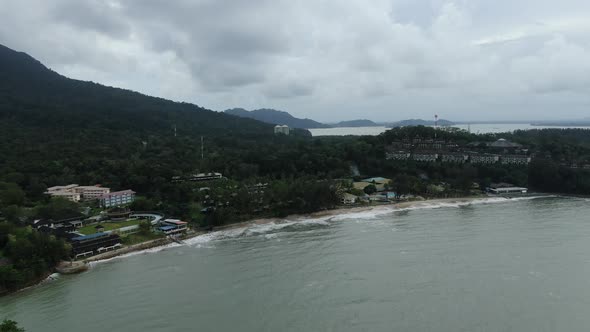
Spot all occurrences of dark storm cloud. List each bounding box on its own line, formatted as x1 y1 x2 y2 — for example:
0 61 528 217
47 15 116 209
2 0 590 121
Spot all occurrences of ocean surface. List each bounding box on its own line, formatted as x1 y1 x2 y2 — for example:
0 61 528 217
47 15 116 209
309 124 590 136
3 196 590 332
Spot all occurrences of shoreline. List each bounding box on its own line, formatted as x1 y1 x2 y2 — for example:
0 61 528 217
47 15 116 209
6 194 556 296
86 195 490 264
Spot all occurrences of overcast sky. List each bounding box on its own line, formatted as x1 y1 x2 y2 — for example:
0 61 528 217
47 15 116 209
2 0 590 122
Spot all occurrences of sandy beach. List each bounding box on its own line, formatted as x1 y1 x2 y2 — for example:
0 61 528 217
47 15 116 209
82 196 488 264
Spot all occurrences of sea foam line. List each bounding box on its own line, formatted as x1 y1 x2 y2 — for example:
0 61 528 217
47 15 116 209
90 195 554 264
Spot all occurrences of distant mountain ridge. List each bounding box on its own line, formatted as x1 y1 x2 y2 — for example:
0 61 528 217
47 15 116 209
224 108 330 129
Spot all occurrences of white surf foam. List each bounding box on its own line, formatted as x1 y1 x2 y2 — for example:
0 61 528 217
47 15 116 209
90 195 556 264
89 242 183 266
332 196 553 221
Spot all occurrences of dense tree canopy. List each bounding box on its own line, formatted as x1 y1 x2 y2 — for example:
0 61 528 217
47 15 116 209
2 43 590 294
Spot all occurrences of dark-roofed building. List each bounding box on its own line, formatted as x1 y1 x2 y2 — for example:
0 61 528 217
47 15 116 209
69 233 121 258
157 219 188 235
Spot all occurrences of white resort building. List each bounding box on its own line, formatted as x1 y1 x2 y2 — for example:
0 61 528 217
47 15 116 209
46 184 110 202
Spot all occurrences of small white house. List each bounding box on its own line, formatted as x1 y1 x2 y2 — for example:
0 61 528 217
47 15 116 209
341 193 358 205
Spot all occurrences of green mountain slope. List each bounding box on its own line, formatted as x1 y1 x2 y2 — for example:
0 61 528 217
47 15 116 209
225 108 330 129
0 44 306 198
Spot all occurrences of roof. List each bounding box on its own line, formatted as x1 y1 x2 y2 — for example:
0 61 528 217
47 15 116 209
490 182 515 188
490 187 528 192
193 172 222 178
158 225 177 231
164 219 188 225
71 232 109 241
353 182 372 190
76 185 110 190
49 190 80 196
361 177 390 184
100 190 136 199
489 139 522 148
502 154 530 158
47 184 79 191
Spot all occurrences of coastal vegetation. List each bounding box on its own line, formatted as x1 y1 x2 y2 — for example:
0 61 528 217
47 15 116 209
2 43 590 293
0 320 24 332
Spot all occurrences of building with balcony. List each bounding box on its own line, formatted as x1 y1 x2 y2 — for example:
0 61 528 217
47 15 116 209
189 172 223 182
74 186 110 200
441 153 468 163
412 152 439 162
99 190 136 208
386 151 411 161
69 232 122 258
46 184 110 202
501 155 531 165
469 154 500 164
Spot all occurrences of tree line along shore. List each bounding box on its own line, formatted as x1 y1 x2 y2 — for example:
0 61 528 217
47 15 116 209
2 44 590 296
2 126 590 295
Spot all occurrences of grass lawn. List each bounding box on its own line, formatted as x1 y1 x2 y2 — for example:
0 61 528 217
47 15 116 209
78 219 142 235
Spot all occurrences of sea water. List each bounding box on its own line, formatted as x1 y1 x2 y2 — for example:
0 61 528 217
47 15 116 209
2 196 590 332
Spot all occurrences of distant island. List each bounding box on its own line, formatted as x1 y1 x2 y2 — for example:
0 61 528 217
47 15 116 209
531 120 590 127
332 119 380 127
224 108 330 129
385 119 455 128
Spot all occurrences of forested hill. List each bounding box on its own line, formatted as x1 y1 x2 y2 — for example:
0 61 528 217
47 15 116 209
225 108 330 129
0 44 304 199
0 43 273 138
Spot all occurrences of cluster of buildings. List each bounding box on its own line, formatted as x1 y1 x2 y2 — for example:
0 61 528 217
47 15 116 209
32 213 189 259
386 151 532 165
386 138 532 165
45 184 135 207
341 177 397 205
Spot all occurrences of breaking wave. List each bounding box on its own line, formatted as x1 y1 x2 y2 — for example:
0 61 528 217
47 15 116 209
91 195 555 263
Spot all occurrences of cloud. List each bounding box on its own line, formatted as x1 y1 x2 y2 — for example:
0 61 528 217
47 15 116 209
1 0 590 121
